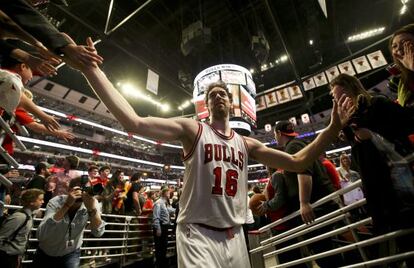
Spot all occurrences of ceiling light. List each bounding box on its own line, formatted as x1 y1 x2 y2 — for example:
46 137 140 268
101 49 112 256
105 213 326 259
280 55 288 62
160 103 170 112
182 100 191 108
347 27 385 42
121 83 136 93
400 4 407 14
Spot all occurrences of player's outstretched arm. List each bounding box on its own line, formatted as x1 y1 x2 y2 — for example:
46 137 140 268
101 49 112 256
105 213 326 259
78 39 198 144
82 65 198 143
247 97 352 172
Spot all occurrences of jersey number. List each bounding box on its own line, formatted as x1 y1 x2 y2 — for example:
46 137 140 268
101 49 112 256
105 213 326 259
211 167 239 197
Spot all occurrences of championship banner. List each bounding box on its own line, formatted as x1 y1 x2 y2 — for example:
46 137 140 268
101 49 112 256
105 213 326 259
276 88 290 104
288 85 303 100
325 66 340 82
303 77 316 91
352 55 372 74
367 50 387 69
338 61 356 76
265 91 278 107
314 72 328 87
256 95 266 111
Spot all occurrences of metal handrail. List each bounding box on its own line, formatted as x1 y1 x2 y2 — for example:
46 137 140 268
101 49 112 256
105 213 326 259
2 204 176 266
259 180 363 232
258 198 366 247
263 218 373 259
269 228 414 268
339 251 414 268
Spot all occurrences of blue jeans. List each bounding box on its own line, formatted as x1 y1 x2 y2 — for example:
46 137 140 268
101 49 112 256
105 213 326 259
33 248 80 268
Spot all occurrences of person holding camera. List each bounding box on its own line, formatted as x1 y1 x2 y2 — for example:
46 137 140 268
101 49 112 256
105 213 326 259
33 177 105 267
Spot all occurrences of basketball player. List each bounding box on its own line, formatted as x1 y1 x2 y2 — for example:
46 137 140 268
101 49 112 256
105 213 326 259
71 38 354 268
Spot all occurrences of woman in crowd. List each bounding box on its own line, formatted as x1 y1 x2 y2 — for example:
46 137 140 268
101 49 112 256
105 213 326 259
330 73 414 232
389 23 414 109
338 153 361 183
338 153 364 206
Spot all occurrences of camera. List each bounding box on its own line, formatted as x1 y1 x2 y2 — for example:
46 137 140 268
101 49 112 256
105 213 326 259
80 175 104 196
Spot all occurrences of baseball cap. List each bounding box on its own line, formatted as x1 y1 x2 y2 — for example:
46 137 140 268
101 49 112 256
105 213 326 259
274 120 299 137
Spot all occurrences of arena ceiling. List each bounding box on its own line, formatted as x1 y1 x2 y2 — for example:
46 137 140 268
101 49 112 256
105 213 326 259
35 0 413 129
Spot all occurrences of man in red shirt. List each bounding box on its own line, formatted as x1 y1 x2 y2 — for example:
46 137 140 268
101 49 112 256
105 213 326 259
319 154 341 191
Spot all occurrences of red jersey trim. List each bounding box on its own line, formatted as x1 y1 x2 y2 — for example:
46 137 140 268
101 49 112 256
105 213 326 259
208 124 234 140
182 123 203 161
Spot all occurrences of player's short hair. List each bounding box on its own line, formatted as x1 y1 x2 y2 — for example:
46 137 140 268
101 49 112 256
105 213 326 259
204 80 233 104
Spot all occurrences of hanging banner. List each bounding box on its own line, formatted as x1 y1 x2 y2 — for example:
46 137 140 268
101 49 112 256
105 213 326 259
338 61 356 76
352 56 372 74
288 85 303 100
146 69 159 95
367 50 387 69
303 77 316 91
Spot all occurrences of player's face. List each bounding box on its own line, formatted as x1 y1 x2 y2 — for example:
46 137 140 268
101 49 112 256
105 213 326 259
391 33 414 63
207 87 231 119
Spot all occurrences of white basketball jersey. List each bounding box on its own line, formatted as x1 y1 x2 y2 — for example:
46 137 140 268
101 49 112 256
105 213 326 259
0 69 24 113
177 123 249 228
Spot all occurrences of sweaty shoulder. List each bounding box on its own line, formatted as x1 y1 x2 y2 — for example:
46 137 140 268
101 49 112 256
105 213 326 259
243 136 259 153
176 118 202 154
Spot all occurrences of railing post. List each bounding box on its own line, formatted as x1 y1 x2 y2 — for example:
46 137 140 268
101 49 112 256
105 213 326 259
335 195 369 262
249 230 277 268
120 216 131 267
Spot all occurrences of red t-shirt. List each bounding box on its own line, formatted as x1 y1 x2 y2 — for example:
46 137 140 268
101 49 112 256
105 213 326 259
142 198 154 217
2 108 34 154
322 159 341 191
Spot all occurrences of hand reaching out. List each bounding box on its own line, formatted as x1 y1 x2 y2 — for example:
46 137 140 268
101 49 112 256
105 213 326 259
26 54 58 76
41 114 60 132
60 33 103 70
400 41 414 72
54 129 76 142
33 42 62 66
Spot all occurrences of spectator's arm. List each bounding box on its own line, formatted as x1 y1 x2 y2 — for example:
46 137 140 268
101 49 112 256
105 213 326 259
298 174 315 224
83 195 104 237
37 197 69 241
0 0 70 51
0 9 42 46
132 191 141 215
18 94 60 132
152 203 161 231
25 122 75 141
